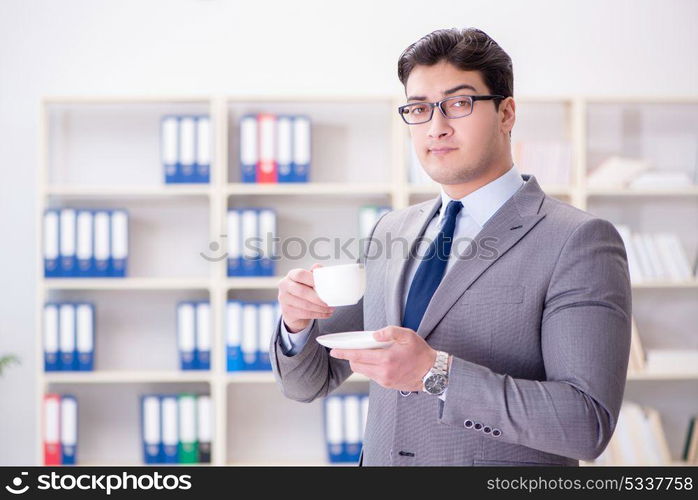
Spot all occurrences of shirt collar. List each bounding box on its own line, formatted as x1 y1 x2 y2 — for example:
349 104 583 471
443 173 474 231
437 165 525 228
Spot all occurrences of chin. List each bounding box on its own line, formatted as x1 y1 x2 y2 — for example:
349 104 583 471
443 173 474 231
428 165 482 186
424 162 465 184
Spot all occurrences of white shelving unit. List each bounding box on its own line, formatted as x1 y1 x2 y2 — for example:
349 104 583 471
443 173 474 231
37 95 697 466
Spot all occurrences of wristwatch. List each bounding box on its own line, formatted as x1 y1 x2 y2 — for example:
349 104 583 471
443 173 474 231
422 350 450 396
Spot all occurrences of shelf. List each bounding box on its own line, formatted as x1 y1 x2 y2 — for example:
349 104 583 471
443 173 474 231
43 371 212 384
631 280 698 289
45 185 212 198
36 94 698 468
43 277 212 290
44 278 698 291
627 370 698 381
226 183 392 196
226 372 369 384
587 187 698 197
225 277 280 289
43 371 369 385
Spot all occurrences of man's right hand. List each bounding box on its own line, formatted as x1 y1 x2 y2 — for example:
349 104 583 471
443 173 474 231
278 264 335 333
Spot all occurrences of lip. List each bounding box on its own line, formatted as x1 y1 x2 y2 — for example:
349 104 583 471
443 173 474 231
429 147 458 155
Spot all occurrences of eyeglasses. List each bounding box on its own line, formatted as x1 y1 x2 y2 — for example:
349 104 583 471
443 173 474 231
398 94 506 125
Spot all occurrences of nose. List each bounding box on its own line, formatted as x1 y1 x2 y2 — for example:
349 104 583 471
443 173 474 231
427 107 453 139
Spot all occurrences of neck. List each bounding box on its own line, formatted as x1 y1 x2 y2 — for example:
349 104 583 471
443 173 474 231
441 157 513 200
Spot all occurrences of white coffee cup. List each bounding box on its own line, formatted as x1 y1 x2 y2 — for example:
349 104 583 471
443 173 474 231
313 263 366 307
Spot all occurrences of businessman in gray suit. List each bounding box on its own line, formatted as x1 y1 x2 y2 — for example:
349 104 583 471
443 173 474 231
270 27 632 466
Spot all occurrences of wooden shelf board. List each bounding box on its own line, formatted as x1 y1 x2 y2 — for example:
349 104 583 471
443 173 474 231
43 278 212 290
226 183 392 196
45 185 212 198
43 371 212 384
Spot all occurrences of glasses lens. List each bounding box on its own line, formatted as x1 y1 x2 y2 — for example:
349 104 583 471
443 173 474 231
400 103 432 124
442 96 473 118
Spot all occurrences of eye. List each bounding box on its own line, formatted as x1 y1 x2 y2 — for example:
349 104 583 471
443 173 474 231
452 100 468 107
411 105 427 115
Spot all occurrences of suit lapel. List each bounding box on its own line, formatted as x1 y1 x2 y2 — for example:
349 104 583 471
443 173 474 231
384 196 441 327
382 174 547 337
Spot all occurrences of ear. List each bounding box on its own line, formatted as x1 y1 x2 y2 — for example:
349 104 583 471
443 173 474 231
500 97 516 136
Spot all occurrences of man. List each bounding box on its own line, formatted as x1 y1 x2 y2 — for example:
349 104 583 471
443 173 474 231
270 27 631 466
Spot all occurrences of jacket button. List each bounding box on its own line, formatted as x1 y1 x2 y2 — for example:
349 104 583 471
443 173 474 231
474 422 483 431
492 428 502 437
464 419 474 428
483 426 492 434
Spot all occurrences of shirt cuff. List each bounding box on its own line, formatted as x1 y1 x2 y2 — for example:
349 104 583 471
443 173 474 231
279 317 314 356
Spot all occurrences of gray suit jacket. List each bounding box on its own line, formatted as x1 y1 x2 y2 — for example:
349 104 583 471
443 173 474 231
270 174 632 466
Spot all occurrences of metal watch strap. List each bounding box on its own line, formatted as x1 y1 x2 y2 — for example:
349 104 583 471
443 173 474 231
433 350 449 376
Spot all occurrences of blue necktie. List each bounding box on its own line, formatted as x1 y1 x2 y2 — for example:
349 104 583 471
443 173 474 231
402 200 463 332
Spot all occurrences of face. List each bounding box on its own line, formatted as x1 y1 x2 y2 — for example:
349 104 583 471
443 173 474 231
404 60 515 186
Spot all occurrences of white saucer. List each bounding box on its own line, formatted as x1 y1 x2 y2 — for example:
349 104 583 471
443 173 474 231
316 331 394 350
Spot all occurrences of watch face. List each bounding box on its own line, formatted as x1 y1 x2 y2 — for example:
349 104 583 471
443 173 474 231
425 374 447 394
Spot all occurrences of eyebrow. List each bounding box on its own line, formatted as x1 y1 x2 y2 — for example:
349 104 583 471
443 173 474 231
407 84 478 102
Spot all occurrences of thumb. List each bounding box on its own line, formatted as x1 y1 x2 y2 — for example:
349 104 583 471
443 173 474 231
373 327 411 344
310 263 323 272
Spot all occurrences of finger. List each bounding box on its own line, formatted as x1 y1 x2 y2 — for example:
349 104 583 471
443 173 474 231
283 303 333 321
287 268 316 287
348 362 381 381
372 328 393 342
330 348 383 365
282 291 333 315
373 326 412 344
286 280 332 309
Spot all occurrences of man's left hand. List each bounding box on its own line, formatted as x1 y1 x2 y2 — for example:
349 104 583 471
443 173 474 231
329 326 436 392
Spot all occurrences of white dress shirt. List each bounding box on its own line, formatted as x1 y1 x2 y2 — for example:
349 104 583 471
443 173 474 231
278 165 525 399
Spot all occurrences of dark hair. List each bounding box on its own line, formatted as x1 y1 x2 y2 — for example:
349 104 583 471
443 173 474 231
397 28 513 112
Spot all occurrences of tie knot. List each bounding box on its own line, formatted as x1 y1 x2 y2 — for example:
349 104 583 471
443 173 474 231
445 200 463 219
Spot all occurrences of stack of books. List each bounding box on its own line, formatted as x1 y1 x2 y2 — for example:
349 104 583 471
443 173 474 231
43 303 95 372
324 393 369 464
160 115 211 184
593 402 671 465
176 302 211 371
588 155 696 189
140 394 212 464
239 114 311 183
226 300 280 371
614 225 695 283
226 208 277 277
43 394 78 465
44 209 129 278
